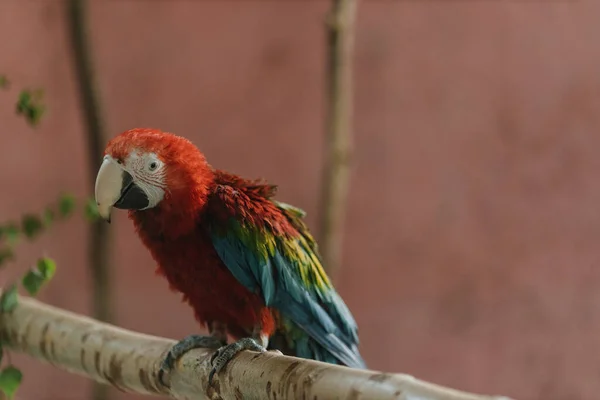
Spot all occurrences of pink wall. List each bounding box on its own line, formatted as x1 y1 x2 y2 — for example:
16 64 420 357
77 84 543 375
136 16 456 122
2 1 600 399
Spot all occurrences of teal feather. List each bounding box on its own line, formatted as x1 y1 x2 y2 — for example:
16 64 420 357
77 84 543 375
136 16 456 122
206 189 365 368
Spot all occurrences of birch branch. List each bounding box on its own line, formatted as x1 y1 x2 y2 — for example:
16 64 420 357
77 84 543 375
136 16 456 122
0 294 513 400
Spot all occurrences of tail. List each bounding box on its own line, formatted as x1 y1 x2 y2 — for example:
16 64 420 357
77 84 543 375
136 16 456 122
269 331 367 369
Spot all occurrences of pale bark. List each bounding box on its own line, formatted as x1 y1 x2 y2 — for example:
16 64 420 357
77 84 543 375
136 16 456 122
0 295 513 400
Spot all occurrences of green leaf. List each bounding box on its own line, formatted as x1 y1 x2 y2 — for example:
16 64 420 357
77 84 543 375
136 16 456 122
21 214 44 239
21 273 41 296
15 89 46 127
22 257 56 296
26 105 45 127
37 257 56 279
0 343 3 365
84 198 100 222
1 224 19 245
0 76 8 89
0 285 18 313
58 193 76 218
15 91 31 120
0 248 14 268
16 91 30 110
0 366 22 398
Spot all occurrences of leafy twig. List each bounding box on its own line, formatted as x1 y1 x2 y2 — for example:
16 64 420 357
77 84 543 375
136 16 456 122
0 193 82 397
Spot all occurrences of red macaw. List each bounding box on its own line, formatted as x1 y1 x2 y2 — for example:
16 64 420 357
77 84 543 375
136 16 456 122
94 128 365 384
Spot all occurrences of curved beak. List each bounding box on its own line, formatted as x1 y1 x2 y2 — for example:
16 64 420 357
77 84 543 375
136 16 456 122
94 156 150 223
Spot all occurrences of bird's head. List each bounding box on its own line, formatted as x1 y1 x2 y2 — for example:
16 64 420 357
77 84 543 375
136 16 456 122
94 128 213 223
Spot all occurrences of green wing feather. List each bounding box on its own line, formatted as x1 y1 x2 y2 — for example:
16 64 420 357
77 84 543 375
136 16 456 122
206 186 365 368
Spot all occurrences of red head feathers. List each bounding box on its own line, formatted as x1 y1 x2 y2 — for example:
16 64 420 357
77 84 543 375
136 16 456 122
96 128 214 236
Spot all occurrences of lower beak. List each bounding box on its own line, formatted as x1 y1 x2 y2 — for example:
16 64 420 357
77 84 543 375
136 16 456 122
94 157 150 222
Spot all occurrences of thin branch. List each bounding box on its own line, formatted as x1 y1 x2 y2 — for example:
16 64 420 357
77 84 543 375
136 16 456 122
0 294 513 400
66 0 112 323
318 0 358 280
66 1 113 398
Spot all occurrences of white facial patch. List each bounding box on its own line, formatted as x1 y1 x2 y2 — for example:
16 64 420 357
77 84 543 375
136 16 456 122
137 180 166 209
124 151 167 209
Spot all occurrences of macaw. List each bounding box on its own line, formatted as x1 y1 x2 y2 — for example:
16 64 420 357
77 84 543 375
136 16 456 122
94 128 365 384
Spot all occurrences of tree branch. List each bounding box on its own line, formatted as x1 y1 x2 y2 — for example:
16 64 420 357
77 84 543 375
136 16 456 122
318 0 358 280
65 1 113 398
0 294 512 400
66 0 113 324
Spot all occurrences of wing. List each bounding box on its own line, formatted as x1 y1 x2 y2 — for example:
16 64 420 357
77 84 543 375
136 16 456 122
205 183 365 368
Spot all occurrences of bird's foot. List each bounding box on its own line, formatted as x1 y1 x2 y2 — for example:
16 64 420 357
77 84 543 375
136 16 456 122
159 334 225 387
208 337 267 384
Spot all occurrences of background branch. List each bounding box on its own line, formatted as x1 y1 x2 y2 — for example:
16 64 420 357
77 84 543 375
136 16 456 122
66 1 113 399
0 294 512 400
318 0 358 280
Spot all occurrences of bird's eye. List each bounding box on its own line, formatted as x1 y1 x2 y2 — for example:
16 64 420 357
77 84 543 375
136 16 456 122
149 161 158 171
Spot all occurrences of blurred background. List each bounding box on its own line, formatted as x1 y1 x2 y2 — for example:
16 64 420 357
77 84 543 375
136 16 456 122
2 1 599 400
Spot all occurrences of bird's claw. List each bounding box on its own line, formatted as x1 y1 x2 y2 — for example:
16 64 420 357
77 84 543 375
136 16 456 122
158 334 226 387
207 337 266 385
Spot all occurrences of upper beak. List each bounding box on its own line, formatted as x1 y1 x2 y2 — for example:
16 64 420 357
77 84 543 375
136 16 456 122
94 156 150 223
95 157 123 222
